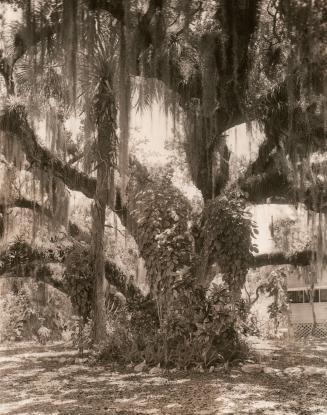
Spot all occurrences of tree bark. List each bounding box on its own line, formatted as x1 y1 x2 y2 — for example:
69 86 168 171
250 250 323 268
90 73 118 343
90 163 109 343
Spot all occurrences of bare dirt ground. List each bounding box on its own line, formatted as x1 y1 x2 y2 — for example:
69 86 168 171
0 338 327 415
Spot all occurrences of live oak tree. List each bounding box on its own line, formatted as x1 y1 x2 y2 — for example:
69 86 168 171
0 0 326 350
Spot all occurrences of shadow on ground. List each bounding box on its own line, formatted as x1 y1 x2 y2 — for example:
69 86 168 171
0 339 327 415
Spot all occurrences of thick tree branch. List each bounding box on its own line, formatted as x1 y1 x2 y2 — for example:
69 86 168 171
0 236 143 301
251 250 323 268
240 165 327 213
0 195 144 301
240 169 292 204
0 107 97 199
87 0 125 21
0 106 155 234
0 196 91 243
0 261 68 295
88 0 164 51
0 197 54 219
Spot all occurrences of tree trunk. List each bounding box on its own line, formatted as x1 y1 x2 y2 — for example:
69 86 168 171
90 76 117 344
310 285 317 335
287 307 294 342
90 161 109 343
185 112 230 202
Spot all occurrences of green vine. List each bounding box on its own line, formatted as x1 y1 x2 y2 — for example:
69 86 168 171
131 173 194 297
200 189 258 293
63 247 93 321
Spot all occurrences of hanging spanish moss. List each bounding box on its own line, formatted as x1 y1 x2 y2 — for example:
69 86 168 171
45 107 66 158
279 0 327 281
201 34 218 116
61 0 79 106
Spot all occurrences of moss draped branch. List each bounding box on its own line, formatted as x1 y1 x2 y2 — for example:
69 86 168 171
240 155 327 213
0 261 68 294
250 250 323 268
0 236 142 302
0 107 96 198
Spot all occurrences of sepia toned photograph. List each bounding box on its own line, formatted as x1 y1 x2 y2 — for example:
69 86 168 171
0 1 326 414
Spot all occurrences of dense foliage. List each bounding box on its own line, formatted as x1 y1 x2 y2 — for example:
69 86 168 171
130 171 193 296
198 190 258 290
0 279 71 342
63 247 94 321
0 0 326 363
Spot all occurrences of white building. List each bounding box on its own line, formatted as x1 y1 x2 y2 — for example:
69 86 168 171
287 270 327 337
251 204 327 338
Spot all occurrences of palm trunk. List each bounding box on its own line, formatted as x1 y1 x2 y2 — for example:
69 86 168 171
91 76 117 344
91 160 108 343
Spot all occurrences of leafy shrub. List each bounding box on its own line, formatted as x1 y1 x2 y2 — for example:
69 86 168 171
0 279 72 343
94 282 249 369
37 326 51 344
68 316 93 355
63 247 93 321
0 288 38 341
158 283 249 369
91 297 142 363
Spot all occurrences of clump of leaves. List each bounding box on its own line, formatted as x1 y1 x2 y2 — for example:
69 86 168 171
245 266 289 338
0 288 37 341
165 282 249 369
130 172 194 296
63 246 93 321
0 237 44 270
199 189 258 293
68 316 93 354
62 249 94 356
266 267 288 325
93 308 136 364
0 280 67 342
